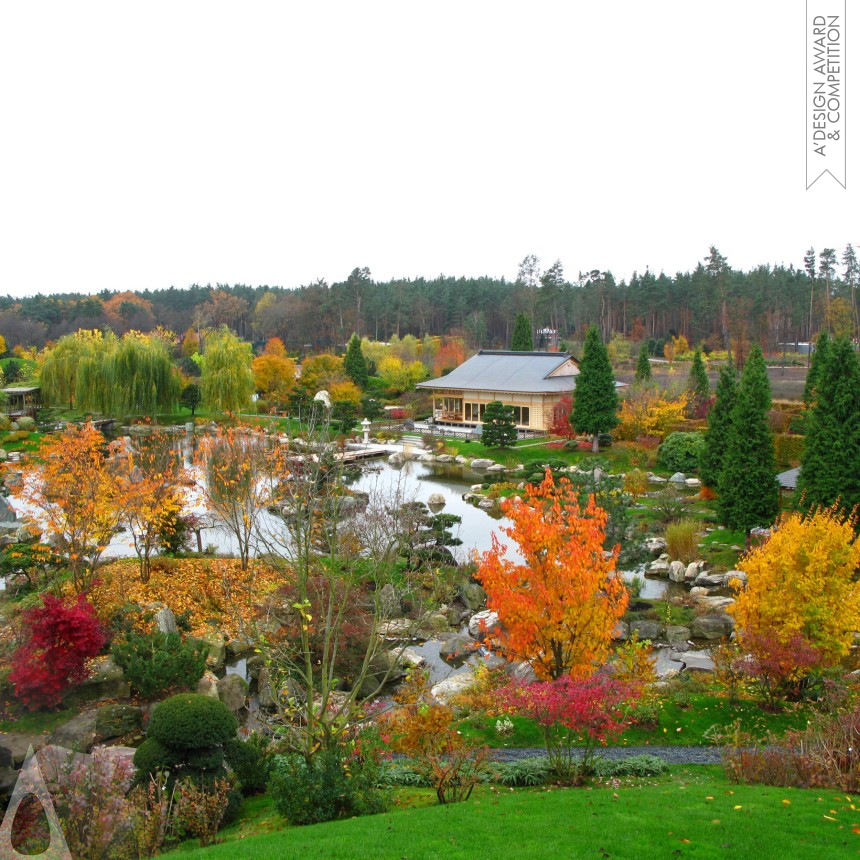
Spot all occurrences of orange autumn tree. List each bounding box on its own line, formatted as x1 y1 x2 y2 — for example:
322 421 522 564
476 471 628 680
20 423 123 592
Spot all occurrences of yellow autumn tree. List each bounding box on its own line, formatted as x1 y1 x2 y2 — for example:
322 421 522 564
475 470 628 680
731 507 860 664
616 385 688 441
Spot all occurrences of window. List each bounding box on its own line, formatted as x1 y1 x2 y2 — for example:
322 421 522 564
465 403 486 422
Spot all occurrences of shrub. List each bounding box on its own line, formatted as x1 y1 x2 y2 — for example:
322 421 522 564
224 735 270 796
112 631 208 698
269 747 390 826
10 593 106 709
16 416 36 431
773 432 805 467
652 485 686 525
490 757 552 787
657 431 705 473
593 755 669 778
173 778 232 847
664 518 701 563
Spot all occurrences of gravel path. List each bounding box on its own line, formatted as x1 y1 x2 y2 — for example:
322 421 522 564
490 745 723 765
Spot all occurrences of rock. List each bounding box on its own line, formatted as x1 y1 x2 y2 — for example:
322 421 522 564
439 634 477 666
446 604 468 627
668 561 687 583
435 455 454 464
629 620 664 641
400 647 426 668
95 704 143 741
188 634 226 670
0 733 46 768
388 452 405 466
468 609 500 638
689 586 711 596
477 497 495 510
226 638 253 657
691 613 735 640
196 671 220 698
50 712 97 752
217 674 248 712
612 620 629 641
78 656 131 700
684 478 701 487
0 767 18 798
724 570 747 588
427 492 446 507
486 464 507 473
643 537 667 555
431 673 477 705
0 498 17 522
685 561 707 581
505 661 538 683
677 650 715 672
418 453 437 463
423 612 450 633
665 625 692 644
455 455 470 465
668 472 686 484
460 582 487 611
378 583 401 618
648 473 667 483
357 651 406 698
695 571 727 587
648 559 671 576
246 656 264 680
470 458 495 470
257 667 276 709
696 596 735 611
378 618 419 640
154 607 178 635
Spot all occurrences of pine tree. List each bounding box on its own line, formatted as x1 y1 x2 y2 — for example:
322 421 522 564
570 326 618 453
511 314 534 351
803 331 831 408
688 350 710 402
797 336 860 513
634 342 651 383
481 401 518 448
344 333 368 389
717 345 779 540
699 363 737 490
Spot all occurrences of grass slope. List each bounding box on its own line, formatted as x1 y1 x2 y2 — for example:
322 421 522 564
172 770 858 859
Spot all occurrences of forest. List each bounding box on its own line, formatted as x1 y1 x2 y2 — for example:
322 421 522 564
0 245 857 355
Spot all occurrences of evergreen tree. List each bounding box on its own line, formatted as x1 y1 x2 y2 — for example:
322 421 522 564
688 349 710 410
511 313 534 351
699 363 737 490
570 325 618 453
481 401 517 448
798 336 860 513
344 333 368 389
717 345 779 540
634 342 651 383
802 331 831 408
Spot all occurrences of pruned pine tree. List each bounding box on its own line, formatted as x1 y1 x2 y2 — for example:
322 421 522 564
570 326 618 453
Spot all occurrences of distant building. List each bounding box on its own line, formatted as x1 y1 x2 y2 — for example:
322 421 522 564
416 350 579 432
2 386 40 419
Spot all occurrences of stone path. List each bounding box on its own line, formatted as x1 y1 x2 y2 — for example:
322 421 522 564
491 745 722 765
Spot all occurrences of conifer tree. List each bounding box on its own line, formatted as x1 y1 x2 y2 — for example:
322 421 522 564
634 342 651 383
688 350 710 404
511 313 534 351
717 345 779 540
344 333 369 389
570 326 618 453
798 336 860 513
481 401 518 448
699 363 737 491
802 331 831 409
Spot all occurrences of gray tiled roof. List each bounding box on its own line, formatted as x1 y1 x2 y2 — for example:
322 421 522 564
777 467 800 490
417 351 577 394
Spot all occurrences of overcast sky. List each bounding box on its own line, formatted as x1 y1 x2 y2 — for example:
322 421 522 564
0 1 855 297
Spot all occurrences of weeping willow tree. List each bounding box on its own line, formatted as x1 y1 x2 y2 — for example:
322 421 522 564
105 331 180 417
39 330 113 410
200 326 255 414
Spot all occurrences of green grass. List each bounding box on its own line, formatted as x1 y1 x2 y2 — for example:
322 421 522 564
457 693 813 748
0 706 75 734
169 768 858 859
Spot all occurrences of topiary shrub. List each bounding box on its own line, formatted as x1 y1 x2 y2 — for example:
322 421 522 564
224 735 270 796
657 431 705 473
112 631 207 699
134 693 238 790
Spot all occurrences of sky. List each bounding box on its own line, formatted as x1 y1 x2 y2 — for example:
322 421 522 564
0 1 855 297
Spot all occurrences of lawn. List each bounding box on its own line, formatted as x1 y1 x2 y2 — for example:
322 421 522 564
169 768 858 859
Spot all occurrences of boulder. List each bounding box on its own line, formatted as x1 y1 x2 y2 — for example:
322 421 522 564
612 620 629 641
188 634 226 670
357 651 406 698
378 583 401 618
435 455 455 464
695 596 735 611
388 452 405 466
470 458 495 470
668 472 686 484
647 557 671 576
0 733 46 768
505 661 538 684
477 497 495 510
422 612 450 633
0 498 17 522
629 620 664 641
648 473 667 483
427 492 446 507
51 712 97 752
418 453 437 464
226 638 253 658
689 586 711 597
486 464 507 473
378 618 420 640
677 650 715 672
217 674 249 712
643 537 667 555
196 671 220 698
455 455 471 465
154 607 178 635
695 571 727 587
724 570 747 588
665 625 692 645
95 704 143 741
468 609 500 638
691 613 735 640
684 478 701 488
439 634 476 666
78 656 131 700
257 667 276 709
431 673 476 705
668 561 687 583
685 561 707 581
